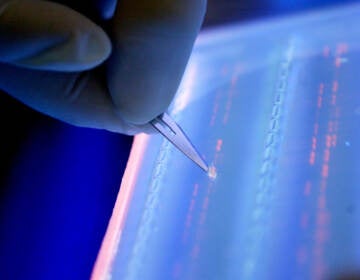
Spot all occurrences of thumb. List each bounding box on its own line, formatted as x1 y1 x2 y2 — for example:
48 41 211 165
0 0 111 71
0 62 154 135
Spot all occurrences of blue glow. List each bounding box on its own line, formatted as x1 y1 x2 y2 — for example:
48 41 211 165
0 122 131 279
106 4 360 280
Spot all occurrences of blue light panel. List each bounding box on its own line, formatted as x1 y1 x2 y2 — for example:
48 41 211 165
93 4 360 279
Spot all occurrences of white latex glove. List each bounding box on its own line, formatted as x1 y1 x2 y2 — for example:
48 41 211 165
0 0 206 134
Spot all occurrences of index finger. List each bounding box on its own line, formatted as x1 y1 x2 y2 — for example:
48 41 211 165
107 0 207 125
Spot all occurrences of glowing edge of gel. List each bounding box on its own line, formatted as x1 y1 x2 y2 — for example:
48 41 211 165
91 134 149 280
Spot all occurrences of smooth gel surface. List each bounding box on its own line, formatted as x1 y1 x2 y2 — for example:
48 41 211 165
94 4 360 280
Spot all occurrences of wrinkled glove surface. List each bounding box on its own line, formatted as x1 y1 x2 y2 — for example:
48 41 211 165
0 0 206 134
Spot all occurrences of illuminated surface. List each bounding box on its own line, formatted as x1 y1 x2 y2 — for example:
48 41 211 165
94 4 360 280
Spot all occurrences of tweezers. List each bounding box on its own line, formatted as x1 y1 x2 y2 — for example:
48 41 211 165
150 113 209 172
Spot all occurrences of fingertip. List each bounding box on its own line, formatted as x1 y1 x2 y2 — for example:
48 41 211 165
0 0 112 71
53 23 113 71
16 25 112 72
93 0 117 19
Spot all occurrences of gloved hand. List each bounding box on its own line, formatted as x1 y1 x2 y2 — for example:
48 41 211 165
0 0 206 134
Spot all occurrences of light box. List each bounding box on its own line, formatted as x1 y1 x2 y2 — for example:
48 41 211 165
93 4 360 279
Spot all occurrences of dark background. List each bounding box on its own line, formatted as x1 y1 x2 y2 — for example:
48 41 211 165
0 0 357 279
